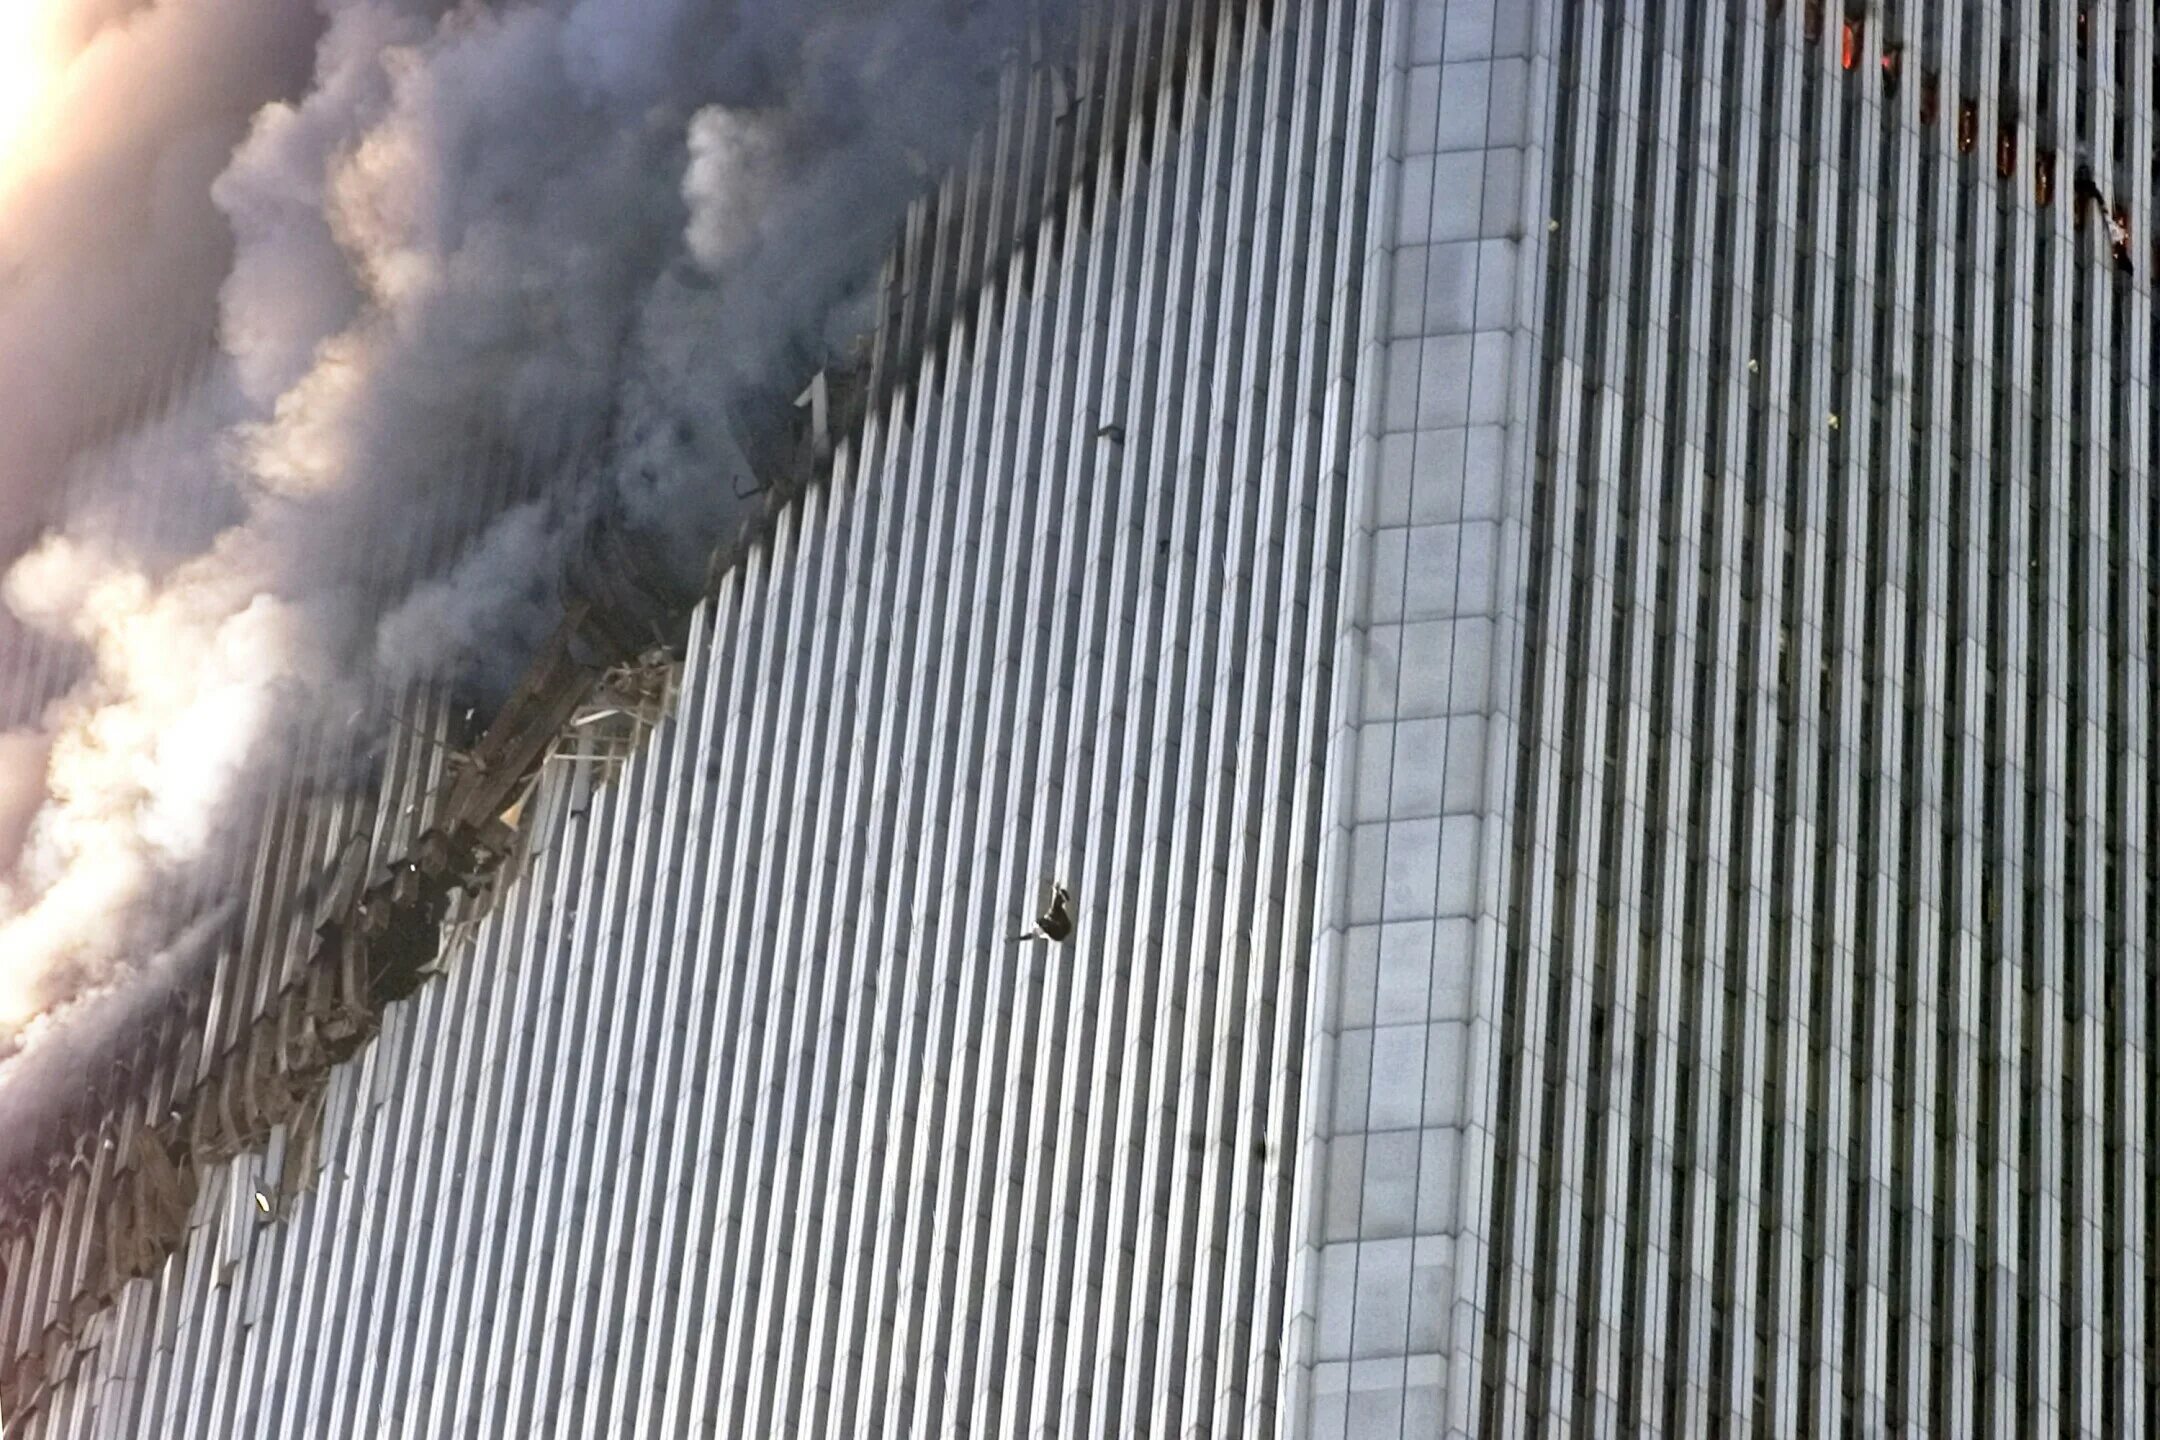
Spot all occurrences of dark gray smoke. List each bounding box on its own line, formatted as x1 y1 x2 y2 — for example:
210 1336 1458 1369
0 0 1067 1059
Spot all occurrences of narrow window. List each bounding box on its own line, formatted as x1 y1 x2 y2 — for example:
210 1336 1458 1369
2110 208 2135 271
1880 45 1902 95
2037 150 2055 206
1997 122 2017 178
1958 99 1978 154
2074 164 2101 228
1842 17 1863 70
1804 0 1824 43
1919 71 1940 124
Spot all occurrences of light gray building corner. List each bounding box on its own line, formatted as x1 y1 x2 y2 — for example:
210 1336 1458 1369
1289 0 1557 1435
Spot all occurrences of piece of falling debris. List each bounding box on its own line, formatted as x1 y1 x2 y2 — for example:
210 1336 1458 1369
1012 883 1076 944
1097 423 1126 445
1038 886 1075 941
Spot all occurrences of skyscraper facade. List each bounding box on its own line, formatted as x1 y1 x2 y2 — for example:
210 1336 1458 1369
1 1 2152 1437
1460 3 2155 1434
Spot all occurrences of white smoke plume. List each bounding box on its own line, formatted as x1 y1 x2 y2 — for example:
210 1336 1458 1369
0 0 1064 1069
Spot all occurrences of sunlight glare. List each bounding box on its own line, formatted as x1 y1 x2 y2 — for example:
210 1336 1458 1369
0 0 61 189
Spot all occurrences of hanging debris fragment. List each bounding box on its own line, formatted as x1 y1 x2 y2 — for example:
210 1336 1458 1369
794 371 834 462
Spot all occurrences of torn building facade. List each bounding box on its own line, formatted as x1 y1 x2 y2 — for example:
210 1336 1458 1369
4 0 2159 1436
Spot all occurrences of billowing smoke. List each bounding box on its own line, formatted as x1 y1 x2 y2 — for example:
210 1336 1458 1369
0 0 1061 1063
0 0 321 558
0 733 48 869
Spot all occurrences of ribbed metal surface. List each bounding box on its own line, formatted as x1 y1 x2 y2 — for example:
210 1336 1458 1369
23 2 2148 1433
5 0 1384 1432
1473 1 2158 1434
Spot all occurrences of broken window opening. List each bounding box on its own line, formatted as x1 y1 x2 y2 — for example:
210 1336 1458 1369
1841 18 1862 71
2074 163 2102 228
1880 46 1902 95
2110 208 2134 271
1997 123 2017 179
1958 99 1978 154
2037 151 2055 206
